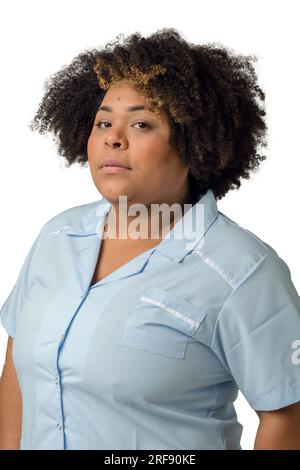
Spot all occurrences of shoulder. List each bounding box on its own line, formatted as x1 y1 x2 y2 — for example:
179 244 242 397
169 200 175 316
39 198 107 238
196 209 281 290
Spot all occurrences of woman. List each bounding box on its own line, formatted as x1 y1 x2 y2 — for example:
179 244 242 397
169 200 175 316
0 28 300 450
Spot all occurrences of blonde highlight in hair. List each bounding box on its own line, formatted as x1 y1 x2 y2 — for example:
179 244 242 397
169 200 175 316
92 55 189 123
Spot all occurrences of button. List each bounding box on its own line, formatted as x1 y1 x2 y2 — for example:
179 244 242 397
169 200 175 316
54 377 59 385
57 423 62 431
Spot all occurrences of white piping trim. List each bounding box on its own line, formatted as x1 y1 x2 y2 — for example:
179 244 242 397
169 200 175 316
193 250 237 289
43 226 71 239
140 296 200 329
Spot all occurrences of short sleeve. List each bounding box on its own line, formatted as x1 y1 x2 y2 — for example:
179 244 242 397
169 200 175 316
0 226 45 338
211 252 300 411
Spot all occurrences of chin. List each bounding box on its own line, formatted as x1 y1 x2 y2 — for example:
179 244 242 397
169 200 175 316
98 184 130 204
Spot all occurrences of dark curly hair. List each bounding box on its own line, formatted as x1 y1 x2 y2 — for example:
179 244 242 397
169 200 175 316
29 27 268 200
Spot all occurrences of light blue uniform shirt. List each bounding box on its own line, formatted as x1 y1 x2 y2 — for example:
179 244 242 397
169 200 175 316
1 189 300 450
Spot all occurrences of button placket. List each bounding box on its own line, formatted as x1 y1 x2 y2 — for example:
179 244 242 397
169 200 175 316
55 340 64 441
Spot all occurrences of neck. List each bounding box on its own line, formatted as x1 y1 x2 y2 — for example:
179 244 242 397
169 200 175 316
104 189 195 241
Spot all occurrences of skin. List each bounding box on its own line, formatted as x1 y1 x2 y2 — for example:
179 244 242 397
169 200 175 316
87 82 193 241
254 405 300 449
0 338 22 449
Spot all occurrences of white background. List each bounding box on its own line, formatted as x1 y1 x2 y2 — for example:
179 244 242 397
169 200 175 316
0 0 299 450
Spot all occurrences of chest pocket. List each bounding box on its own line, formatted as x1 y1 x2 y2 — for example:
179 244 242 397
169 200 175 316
117 287 206 359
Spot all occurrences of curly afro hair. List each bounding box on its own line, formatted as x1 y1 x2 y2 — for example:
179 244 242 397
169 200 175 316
29 27 268 200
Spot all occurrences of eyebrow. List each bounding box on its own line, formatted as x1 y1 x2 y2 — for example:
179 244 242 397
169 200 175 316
97 105 151 113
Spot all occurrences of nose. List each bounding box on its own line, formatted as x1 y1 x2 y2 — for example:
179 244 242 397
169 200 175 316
105 134 127 149
108 141 122 149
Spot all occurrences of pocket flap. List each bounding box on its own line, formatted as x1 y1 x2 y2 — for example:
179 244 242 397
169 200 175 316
139 287 206 334
118 287 206 358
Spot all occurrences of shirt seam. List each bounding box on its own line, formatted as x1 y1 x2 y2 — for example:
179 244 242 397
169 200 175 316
209 252 270 369
192 250 237 289
244 373 300 406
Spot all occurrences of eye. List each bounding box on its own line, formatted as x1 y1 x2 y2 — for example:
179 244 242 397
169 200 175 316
95 121 109 129
95 121 151 130
133 121 151 130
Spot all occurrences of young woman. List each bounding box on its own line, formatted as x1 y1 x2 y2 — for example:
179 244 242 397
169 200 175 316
0 28 299 450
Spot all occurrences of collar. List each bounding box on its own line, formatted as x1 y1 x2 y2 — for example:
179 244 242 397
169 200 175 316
64 188 219 263
155 188 219 262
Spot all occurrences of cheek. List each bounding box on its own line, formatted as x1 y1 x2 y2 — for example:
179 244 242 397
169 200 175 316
134 139 167 171
87 136 98 161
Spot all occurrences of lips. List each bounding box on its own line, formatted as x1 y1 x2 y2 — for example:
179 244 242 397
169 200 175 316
100 158 130 169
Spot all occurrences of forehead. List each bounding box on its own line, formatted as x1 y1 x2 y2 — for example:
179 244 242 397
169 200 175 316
97 83 165 120
102 82 146 102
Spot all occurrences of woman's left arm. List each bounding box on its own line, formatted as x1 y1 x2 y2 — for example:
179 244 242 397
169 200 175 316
254 401 300 449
